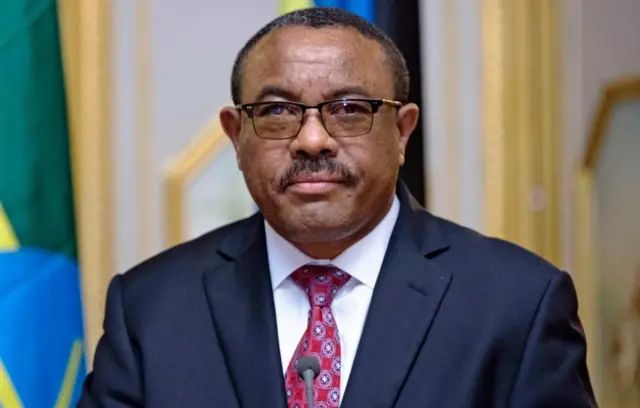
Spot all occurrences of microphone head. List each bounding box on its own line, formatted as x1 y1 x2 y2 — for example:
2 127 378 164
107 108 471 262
296 355 321 379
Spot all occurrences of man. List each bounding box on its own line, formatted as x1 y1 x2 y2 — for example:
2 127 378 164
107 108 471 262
78 7 597 407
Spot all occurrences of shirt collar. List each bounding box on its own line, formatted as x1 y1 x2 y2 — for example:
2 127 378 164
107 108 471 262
265 195 400 290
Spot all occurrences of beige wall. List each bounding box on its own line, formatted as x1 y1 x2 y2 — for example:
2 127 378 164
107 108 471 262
420 0 485 232
561 0 640 403
112 0 278 273
561 0 640 272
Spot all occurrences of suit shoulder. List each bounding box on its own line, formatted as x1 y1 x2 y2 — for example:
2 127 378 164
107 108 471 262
432 214 564 284
117 214 258 291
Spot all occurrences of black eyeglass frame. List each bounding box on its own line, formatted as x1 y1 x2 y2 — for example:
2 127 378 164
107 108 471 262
235 98 403 140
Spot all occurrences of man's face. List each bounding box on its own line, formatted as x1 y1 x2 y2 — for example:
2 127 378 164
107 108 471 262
221 26 419 251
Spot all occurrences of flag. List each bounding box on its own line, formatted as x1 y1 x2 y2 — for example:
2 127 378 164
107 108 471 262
279 0 426 205
0 0 86 406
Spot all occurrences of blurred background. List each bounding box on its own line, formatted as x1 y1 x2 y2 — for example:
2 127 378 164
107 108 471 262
0 0 639 406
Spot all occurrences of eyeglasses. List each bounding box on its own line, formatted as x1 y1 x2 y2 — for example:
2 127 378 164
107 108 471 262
236 98 403 140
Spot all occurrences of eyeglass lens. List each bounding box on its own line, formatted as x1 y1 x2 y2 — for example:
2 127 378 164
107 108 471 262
252 100 374 139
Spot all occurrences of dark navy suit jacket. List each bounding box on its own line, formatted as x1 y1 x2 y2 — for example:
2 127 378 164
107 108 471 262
77 185 597 407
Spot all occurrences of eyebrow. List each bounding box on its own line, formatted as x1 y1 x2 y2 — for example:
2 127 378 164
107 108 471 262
324 86 372 100
252 85 374 104
254 85 299 102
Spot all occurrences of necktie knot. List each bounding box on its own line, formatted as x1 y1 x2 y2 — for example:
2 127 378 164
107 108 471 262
291 264 351 307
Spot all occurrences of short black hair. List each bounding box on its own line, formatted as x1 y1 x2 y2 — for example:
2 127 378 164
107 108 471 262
230 7 410 105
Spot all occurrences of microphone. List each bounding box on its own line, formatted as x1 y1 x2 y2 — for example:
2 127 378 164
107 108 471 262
296 355 320 407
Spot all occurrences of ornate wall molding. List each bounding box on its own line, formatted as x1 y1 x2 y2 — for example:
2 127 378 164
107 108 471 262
573 76 640 398
584 77 640 169
163 115 229 247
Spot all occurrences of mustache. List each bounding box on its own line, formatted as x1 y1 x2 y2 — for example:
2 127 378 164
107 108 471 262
277 156 359 192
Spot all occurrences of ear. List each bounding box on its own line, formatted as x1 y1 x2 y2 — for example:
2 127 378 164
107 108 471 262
396 103 419 166
220 107 243 167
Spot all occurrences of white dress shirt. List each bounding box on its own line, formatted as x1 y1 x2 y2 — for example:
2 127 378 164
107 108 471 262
264 195 400 400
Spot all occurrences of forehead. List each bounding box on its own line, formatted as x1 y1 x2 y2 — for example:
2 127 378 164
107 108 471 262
241 26 393 102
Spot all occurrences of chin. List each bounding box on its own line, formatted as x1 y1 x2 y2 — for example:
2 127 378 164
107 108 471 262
279 207 355 243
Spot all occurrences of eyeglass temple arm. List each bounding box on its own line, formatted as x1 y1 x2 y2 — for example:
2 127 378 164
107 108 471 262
381 99 403 107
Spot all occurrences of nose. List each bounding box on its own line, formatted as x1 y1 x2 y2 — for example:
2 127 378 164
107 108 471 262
289 114 339 158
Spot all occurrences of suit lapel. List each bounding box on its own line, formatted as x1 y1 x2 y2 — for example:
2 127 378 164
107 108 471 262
202 216 287 408
341 186 452 408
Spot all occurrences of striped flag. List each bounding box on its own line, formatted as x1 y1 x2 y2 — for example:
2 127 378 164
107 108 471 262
0 0 86 406
279 0 426 204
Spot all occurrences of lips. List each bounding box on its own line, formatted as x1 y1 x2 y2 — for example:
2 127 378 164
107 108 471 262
286 173 344 194
289 172 344 185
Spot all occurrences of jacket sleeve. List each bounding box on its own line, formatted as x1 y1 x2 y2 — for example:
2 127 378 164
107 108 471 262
76 274 143 407
508 271 598 407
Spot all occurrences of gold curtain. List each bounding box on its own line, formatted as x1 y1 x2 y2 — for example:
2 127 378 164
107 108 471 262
58 0 113 368
482 0 562 266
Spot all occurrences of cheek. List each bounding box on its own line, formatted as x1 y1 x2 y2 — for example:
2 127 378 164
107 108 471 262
356 132 400 175
238 139 289 187
342 145 396 189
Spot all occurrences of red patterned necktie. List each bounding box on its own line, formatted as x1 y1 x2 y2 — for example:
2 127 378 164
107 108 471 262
284 264 351 408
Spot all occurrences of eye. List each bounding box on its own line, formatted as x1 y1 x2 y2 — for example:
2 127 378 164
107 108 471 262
254 102 299 117
327 101 371 116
